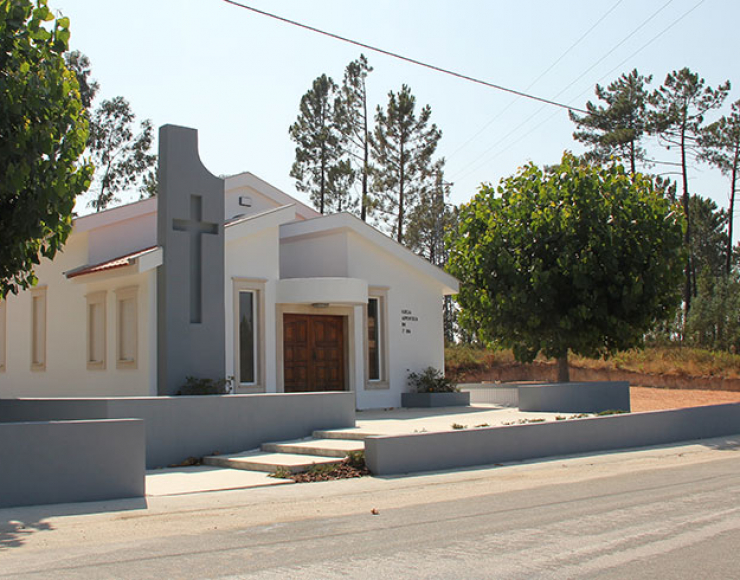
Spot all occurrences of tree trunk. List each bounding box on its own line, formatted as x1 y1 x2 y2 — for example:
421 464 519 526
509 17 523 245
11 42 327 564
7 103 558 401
556 353 570 383
727 152 738 277
680 127 692 319
361 92 369 222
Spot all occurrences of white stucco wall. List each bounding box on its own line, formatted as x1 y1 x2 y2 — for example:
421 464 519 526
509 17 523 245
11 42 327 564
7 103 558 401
87 212 157 264
0 233 155 398
279 225 449 409
225 225 281 393
279 231 350 278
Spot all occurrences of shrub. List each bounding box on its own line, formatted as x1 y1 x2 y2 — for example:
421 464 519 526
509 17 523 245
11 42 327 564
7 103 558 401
177 376 233 396
407 367 458 393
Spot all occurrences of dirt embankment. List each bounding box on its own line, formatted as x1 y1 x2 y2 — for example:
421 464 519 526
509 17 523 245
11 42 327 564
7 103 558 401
459 361 740 392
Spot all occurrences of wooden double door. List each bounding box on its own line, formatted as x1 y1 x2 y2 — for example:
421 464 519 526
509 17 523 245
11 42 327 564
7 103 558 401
283 314 346 392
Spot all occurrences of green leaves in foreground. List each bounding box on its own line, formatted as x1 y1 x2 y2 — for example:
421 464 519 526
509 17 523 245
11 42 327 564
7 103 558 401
0 0 93 298
447 153 685 363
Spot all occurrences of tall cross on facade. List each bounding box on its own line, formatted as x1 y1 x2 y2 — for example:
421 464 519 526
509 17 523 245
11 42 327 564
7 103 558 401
172 195 218 323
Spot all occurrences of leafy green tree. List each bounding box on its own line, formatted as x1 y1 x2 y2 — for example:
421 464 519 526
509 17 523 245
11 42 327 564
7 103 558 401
0 0 92 298
700 99 740 276
649 68 730 315
570 69 652 175
88 96 156 211
64 49 98 108
447 153 685 381
372 84 441 244
289 74 346 214
337 54 373 221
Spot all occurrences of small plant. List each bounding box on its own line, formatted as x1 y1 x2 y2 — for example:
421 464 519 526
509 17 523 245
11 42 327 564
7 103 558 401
597 409 628 416
555 415 566 421
568 413 590 419
345 450 366 470
407 367 458 393
475 423 490 428
177 375 234 396
451 423 467 430
269 466 292 479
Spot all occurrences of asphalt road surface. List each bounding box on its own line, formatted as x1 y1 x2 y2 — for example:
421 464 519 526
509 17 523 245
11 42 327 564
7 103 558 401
2 442 740 579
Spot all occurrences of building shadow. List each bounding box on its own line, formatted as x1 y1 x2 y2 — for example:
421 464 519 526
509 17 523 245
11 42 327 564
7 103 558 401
0 496 147 551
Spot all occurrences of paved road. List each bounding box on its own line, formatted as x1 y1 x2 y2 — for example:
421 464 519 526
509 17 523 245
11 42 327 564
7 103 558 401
2 441 740 579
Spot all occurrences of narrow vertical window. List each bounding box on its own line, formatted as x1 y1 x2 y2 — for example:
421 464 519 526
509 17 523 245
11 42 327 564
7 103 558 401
368 297 381 381
116 287 138 369
86 291 106 369
0 300 6 372
31 287 47 371
238 290 256 384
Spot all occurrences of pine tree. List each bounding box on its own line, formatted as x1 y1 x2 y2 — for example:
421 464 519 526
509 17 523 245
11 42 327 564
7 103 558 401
337 55 373 220
405 162 453 266
700 99 740 276
649 68 730 316
289 74 346 214
570 69 652 175
372 85 441 244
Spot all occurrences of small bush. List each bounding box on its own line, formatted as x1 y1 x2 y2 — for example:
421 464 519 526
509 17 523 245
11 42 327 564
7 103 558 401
177 376 233 396
407 367 458 393
345 450 366 470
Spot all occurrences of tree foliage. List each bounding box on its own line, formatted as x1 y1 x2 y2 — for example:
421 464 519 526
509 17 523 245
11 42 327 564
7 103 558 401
88 96 156 211
570 69 652 175
700 99 740 276
447 153 685 380
372 84 441 244
289 74 347 215
0 0 92 298
64 49 98 108
337 54 373 220
649 68 730 315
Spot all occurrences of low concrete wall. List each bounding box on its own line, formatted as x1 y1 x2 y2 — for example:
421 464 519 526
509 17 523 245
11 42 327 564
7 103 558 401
0 419 145 508
365 402 740 476
0 392 356 468
458 384 519 407
518 381 630 413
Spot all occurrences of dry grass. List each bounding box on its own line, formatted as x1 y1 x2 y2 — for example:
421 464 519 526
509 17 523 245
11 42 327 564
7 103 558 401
445 344 740 380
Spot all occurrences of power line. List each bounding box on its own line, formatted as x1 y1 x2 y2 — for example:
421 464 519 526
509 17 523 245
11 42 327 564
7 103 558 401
446 0 624 162
453 0 702 183
220 0 588 115
450 0 675 181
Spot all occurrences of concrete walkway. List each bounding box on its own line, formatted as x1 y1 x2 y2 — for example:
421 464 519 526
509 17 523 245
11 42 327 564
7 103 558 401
146 404 575 497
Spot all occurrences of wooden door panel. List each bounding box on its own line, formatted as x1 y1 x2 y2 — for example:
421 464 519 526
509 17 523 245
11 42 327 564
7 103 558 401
284 314 345 393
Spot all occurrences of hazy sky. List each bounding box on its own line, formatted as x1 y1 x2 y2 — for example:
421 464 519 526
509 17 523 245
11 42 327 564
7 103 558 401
53 0 739 226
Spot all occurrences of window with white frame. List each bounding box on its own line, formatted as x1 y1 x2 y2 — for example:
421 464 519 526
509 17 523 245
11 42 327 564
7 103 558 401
86 291 106 369
116 287 138 369
0 300 6 372
31 287 47 371
367 291 388 385
234 279 264 388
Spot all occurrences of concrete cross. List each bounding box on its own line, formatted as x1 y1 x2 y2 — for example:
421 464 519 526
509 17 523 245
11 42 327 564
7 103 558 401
172 195 218 323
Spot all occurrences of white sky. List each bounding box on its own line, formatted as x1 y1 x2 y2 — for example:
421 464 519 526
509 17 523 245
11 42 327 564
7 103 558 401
54 0 739 231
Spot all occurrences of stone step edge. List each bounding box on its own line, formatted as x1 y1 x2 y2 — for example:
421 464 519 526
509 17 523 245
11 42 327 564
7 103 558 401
313 429 380 441
261 441 364 458
203 454 342 474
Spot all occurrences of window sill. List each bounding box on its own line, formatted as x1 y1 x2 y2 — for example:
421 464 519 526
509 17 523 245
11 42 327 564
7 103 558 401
365 380 389 390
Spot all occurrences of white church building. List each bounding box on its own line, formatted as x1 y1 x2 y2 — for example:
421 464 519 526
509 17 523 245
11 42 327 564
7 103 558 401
0 125 458 409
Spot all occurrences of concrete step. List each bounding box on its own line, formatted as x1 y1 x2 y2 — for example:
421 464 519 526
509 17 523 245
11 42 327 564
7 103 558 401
313 429 381 441
203 451 342 474
262 438 364 458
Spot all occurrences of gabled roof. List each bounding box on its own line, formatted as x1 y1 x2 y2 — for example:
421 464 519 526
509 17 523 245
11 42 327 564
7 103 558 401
280 212 459 295
65 246 163 280
224 171 319 220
